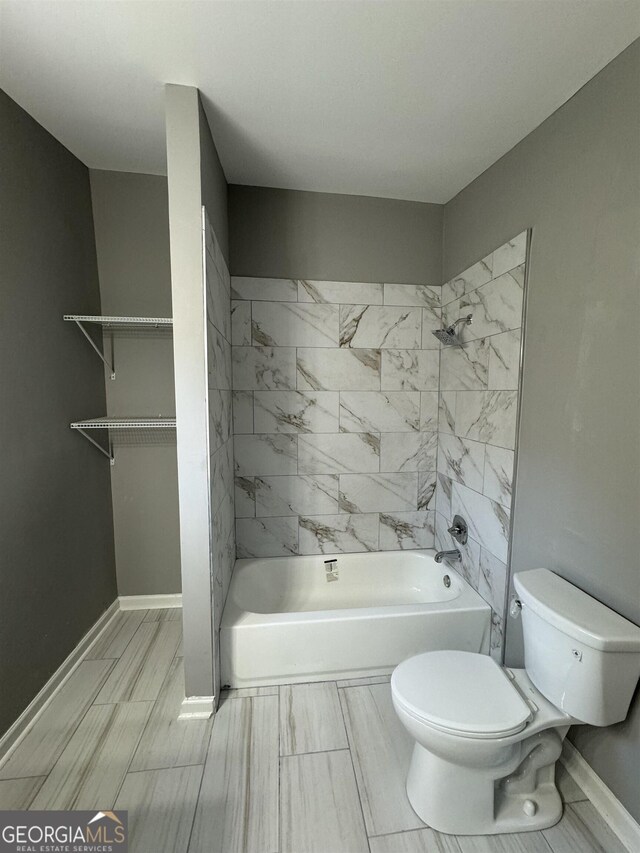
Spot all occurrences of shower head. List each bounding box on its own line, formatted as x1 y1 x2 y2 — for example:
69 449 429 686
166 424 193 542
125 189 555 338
431 314 473 347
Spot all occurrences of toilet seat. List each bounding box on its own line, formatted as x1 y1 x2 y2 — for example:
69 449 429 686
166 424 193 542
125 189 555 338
391 650 534 739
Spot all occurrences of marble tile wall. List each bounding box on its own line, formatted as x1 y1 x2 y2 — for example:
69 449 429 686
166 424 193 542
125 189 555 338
435 231 528 662
204 212 235 661
231 278 441 557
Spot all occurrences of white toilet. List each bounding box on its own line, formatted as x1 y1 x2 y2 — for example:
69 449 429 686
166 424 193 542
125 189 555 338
391 568 640 836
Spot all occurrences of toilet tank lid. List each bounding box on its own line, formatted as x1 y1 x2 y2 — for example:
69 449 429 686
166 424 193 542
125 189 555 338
514 569 640 652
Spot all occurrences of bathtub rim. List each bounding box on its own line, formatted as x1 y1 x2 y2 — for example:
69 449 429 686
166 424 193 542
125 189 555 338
221 548 490 628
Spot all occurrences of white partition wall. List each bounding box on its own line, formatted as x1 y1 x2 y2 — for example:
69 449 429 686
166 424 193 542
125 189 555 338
165 84 231 715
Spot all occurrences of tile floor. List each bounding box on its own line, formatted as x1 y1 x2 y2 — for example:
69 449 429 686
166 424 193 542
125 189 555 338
0 608 629 853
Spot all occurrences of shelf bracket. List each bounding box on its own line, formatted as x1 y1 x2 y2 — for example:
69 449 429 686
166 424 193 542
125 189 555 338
73 319 116 379
74 427 115 465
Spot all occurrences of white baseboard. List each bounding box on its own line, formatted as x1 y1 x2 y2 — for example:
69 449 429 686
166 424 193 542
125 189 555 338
179 695 215 720
561 740 640 852
0 599 120 766
119 593 182 611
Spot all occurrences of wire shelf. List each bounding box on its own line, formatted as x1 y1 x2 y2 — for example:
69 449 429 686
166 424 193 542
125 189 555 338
71 417 176 430
63 315 173 327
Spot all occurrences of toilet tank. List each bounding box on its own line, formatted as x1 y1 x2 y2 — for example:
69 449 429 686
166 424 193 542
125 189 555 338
514 569 640 726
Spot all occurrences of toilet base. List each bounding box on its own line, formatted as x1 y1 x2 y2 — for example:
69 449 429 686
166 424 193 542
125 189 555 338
406 741 564 835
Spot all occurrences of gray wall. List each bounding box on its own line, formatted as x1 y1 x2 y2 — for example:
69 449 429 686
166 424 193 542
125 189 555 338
89 170 180 596
443 41 640 821
199 100 229 265
0 90 116 735
228 185 442 284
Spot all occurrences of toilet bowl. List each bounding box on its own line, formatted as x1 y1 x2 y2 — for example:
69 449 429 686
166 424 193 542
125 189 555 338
392 568 640 835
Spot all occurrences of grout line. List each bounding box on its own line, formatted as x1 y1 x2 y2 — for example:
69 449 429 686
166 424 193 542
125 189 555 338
336 685 372 850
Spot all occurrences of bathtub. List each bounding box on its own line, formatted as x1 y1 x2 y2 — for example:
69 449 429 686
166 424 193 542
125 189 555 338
220 549 491 687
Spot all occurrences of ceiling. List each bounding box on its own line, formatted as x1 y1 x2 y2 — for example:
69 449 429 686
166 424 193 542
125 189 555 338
1 1 638 203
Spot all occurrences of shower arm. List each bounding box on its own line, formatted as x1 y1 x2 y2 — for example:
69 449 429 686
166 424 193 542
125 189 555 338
447 315 473 332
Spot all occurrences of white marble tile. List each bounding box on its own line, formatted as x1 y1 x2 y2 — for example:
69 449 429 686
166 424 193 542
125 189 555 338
483 443 514 507
457 266 524 341
435 511 481 588
297 347 381 391
421 307 444 349
298 432 379 474
380 510 435 550
189 696 279 853
31 701 153 809
340 391 420 433
234 476 255 517
488 328 521 390
232 390 254 433
95 622 181 703
114 766 204 853
420 391 440 431
478 548 508 613
340 305 422 349
491 231 527 277
255 474 339 517
252 302 339 347
383 283 440 309
455 390 518 449
381 349 440 391
0 777 45 810
86 610 146 660
211 438 234 513
339 683 423 835
438 391 456 435
438 433 485 492
208 323 232 390
440 338 490 390
232 346 296 390
236 516 298 558
451 481 510 563
370 828 461 853
231 300 251 345
280 750 369 853
418 471 438 510
380 431 438 473
339 473 418 513
299 513 379 554
234 433 297 476
298 279 383 304
208 389 232 455
446 256 495 304
435 473 452 518
231 276 297 301
543 801 629 853
441 276 466 308
130 657 212 772
254 390 339 434
490 608 504 662
0 659 114 779
280 682 348 755
206 261 231 343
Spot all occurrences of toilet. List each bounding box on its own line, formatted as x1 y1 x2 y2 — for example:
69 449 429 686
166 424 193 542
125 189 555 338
391 568 640 835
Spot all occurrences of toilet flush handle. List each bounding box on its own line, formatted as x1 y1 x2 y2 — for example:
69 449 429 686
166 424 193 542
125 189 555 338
510 597 522 619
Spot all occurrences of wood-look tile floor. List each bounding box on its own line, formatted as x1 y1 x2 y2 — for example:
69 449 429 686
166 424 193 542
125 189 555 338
0 609 629 853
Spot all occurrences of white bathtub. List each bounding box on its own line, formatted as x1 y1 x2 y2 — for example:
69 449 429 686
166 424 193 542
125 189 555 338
220 549 491 687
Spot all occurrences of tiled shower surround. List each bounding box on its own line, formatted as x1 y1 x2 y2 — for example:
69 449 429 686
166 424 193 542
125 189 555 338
232 278 442 557
204 212 235 641
435 231 528 660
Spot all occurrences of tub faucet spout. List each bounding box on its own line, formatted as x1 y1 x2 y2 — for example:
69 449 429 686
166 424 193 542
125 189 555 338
434 549 461 564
